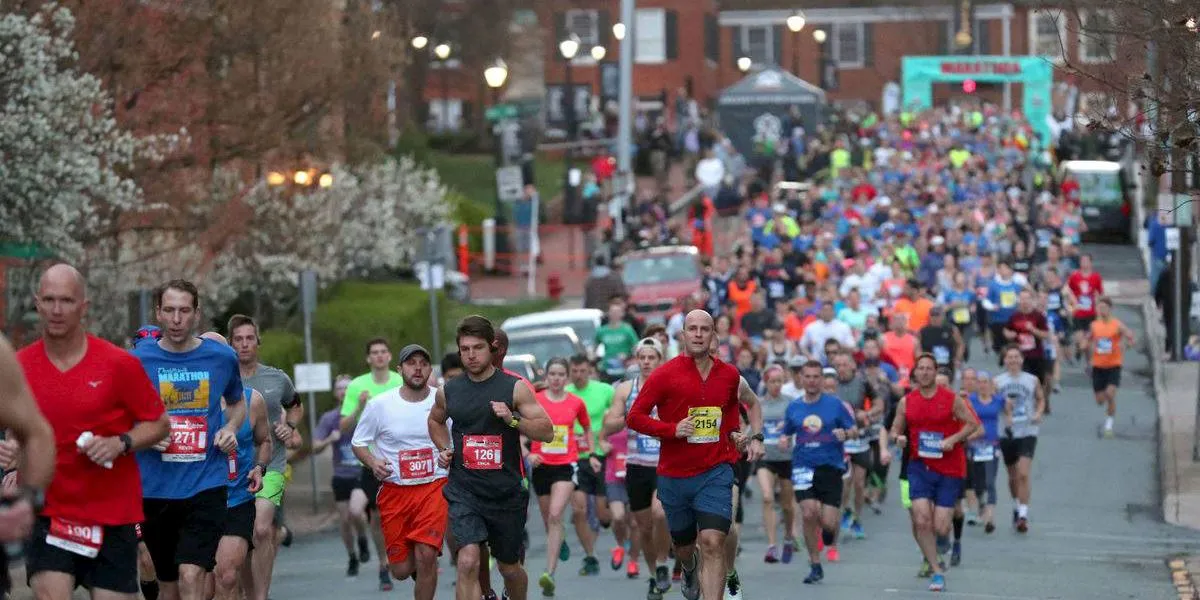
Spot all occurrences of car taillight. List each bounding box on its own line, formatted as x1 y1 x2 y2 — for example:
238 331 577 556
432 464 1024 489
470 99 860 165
1121 200 1131 217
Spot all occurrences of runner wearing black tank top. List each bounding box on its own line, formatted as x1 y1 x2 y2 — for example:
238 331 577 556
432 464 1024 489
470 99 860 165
429 316 553 600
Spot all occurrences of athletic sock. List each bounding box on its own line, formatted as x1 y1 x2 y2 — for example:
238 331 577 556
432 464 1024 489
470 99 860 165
952 515 964 541
1017 504 1028 519
1104 416 1114 430
140 580 159 600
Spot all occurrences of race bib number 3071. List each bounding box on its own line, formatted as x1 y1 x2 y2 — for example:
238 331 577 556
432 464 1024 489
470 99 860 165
463 435 503 470
164 415 208 462
687 407 722 444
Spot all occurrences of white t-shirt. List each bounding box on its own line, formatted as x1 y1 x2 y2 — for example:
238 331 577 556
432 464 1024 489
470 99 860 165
351 386 447 486
800 319 856 361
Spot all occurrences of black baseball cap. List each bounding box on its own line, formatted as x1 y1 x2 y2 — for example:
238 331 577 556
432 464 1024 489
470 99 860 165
396 344 431 364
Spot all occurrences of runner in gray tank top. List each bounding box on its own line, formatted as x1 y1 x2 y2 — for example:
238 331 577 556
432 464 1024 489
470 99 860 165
994 346 1045 534
429 316 553 600
754 364 798 565
603 338 673 600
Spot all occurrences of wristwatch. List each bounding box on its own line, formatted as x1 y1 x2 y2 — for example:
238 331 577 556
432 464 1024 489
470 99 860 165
286 421 297 430
119 433 134 455
507 415 521 429
253 463 269 475
750 433 765 442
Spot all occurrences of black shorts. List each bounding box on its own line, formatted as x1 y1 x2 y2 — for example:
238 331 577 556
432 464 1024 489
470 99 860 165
575 456 607 496
848 450 872 470
999 436 1038 466
794 465 844 507
1021 356 1047 383
332 475 361 502
223 501 256 548
757 460 792 481
531 463 576 497
446 491 528 565
625 463 658 513
142 486 226 580
25 518 139 593
1092 367 1122 391
359 466 380 511
733 458 750 524
1073 315 1095 334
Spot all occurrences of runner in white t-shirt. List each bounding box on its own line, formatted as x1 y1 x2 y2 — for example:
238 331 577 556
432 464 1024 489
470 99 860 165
351 344 448 600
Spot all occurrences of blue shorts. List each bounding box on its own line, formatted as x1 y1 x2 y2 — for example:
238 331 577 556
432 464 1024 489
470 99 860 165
656 463 734 544
907 459 964 508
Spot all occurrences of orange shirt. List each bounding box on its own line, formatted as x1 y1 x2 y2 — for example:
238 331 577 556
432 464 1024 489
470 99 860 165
883 331 917 384
1090 318 1124 369
783 313 806 341
727 280 757 320
892 297 934 332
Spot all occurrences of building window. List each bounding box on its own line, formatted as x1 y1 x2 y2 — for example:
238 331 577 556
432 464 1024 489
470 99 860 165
705 14 719 62
1078 9 1115 63
832 23 864 69
1028 9 1066 63
427 100 463 133
635 8 666 64
740 25 772 65
565 9 600 48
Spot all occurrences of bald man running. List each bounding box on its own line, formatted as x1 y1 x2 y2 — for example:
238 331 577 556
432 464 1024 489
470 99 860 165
627 310 765 600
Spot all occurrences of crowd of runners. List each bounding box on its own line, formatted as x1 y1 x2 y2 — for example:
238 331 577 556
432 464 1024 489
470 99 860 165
0 100 1143 600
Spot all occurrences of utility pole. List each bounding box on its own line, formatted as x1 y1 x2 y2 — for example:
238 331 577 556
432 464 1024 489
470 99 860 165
614 0 635 243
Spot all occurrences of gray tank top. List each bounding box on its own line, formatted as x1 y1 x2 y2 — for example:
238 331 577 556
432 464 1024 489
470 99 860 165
624 377 660 466
760 394 791 462
242 364 296 473
994 371 1039 438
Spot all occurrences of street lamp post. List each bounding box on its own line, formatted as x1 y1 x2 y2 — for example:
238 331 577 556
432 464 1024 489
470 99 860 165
559 34 580 227
590 45 606 109
786 11 806 76
813 29 836 90
434 43 452 131
484 59 508 105
737 56 753 73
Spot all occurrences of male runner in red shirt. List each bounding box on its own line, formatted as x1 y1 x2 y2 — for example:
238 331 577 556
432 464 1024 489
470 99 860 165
628 310 765 600
1067 254 1104 365
17 264 169 598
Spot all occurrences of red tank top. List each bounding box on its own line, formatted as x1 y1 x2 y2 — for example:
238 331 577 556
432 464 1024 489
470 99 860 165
904 385 966 478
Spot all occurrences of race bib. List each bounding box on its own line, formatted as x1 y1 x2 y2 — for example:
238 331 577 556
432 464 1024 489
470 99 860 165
1018 333 1036 352
462 435 503 470
46 518 103 558
1012 405 1030 423
763 419 784 445
1079 295 1092 311
1096 338 1114 355
164 415 208 463
952 307 970 324
792 466 815 491
844 437 869 454
399 448 435 481
933 345 951 365
543 425 570 455
970 442 995 462
918 431 944 459
635 434 660 456
1000 291 1016 309
687 407 722 444
613 452 628 480
768 281 785 298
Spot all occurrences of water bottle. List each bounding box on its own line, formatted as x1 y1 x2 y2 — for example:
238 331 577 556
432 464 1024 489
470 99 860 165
75 432 112 469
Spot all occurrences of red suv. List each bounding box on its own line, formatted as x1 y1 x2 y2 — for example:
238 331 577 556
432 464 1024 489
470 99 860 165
616 245 702 324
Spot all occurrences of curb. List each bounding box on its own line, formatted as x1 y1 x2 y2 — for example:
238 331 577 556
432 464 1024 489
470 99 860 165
1148 296 1176 525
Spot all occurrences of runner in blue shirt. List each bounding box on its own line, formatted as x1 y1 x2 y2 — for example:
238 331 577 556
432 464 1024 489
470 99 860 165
133 280 245 600
780 360 859 585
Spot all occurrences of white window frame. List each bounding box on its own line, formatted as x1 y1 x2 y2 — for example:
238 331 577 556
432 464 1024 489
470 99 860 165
428 99 464 132
739 25 774 66
634 8 667 65
1077 9 1115 64
1027 9 1067 64
831 22 865 69
565 9 601 66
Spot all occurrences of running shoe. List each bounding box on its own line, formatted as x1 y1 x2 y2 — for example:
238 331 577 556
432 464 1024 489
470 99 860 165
825 546 840 562
984 521 996 534
781 539 796 564
965 511 979 526
1103 428 1115 438
538 572 555 597
803 563 824 584
357 536 370 563
1012 509 1019 525
679 558 700 600
279 526 293 547
645 578 664 600
482 592 499 600
346 556 359 577
611 546 625 570
725 569 743 600
579 556 600 576
840 509 853 531
558 541 570 562
918 558 933 578
626 560 639 579
655 565 671 592
1016 517 1029 533
850 521 866 539
929 573 946 591
950 542 961 566
764 544 779 564
378 569 393 591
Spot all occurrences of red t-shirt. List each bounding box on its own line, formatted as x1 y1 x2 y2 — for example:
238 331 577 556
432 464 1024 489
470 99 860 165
1067 270 1104 318
626 355 742 478
1006 311 1049 359
531 391 590 465
502 368 536 394
18 336 164 525
904 385 967 478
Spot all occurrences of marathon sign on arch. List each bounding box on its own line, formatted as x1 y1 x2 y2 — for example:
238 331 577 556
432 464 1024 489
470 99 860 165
939 60 1023 75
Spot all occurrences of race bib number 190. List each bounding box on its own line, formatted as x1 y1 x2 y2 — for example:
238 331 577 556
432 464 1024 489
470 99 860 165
463 435 503 470
164 415 208 462
46 518 103 558
687 407 722 444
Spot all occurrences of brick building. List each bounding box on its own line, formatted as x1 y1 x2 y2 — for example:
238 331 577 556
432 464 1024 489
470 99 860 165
421 0 1141 129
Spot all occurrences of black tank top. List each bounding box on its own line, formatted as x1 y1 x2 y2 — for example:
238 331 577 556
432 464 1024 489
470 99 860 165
920 324 956 366
444 368 526 502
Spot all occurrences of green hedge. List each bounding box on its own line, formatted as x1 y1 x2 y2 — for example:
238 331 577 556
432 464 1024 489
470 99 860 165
258 280 553 416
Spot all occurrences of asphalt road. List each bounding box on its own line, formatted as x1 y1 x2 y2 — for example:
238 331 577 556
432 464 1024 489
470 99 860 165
266 244 1200 600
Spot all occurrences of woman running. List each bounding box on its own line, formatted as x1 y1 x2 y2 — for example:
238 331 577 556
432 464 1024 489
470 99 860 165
755 365 798 564
966 372 1003 533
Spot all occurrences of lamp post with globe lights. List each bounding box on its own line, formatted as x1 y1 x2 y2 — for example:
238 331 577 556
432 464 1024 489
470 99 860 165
483 59 509 104
433 43 453 131
559 34 581 226
786 11 806 75
737 56 753 73
813 28 837 90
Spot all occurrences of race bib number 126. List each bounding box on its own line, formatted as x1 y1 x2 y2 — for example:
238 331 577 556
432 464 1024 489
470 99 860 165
463 435 503 470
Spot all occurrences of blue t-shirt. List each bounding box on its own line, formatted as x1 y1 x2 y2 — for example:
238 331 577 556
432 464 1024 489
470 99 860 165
969 393 1005 443
986 278 1023 324
782 393 855 471
134 338 244 500
227 388 255 508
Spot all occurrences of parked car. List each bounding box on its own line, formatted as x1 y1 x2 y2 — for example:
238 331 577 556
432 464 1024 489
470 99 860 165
502 354 544 383
502 309 603 354
616 245 702 324
1061 160 1134 241
504 327 588 369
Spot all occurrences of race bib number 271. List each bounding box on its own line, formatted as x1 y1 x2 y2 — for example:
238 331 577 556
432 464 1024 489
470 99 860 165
164 415 208 462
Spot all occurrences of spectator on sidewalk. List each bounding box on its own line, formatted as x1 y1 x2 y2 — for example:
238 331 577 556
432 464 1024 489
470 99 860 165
512 184 538 275
583 255 627 311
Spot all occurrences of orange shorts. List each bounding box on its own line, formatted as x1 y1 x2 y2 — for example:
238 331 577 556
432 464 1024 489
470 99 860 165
377 479 448 564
